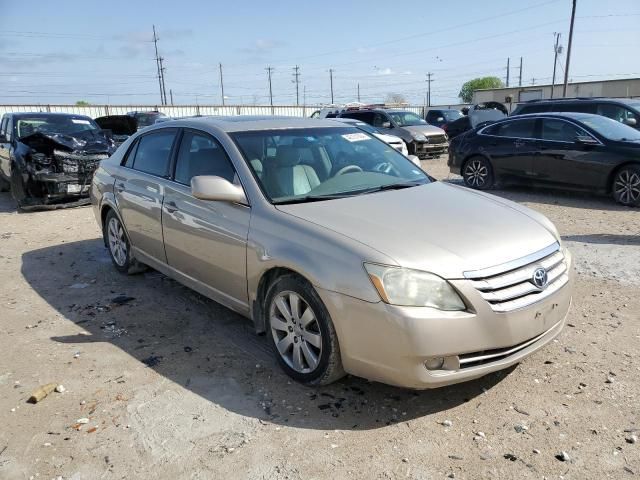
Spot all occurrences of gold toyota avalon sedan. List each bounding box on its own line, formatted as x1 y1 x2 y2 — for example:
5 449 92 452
91 116 573 389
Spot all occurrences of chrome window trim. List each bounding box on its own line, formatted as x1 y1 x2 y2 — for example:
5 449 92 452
477 116 603 145
463 242 560 279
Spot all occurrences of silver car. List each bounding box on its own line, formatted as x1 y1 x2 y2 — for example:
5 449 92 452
91 116 573 389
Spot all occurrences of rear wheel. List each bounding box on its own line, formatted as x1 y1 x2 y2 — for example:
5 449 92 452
612 166 640 207
462 156 494 190
265 274 344 385
104 209 146 274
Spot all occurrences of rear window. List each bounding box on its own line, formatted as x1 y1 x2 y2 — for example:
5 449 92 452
131 129 177 177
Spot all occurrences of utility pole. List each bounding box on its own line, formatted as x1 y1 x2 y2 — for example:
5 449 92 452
357 83 360 102
170 89 174 106
506 58 510 87
152 25 164 105
563 0 577 97
303 85 306 106
266 66 274 112
159 56 168 106
426 73 433 107
551 32 561 98
531 78 536 86
219 63 225 106
329 69 334 104
292 65 301 106
519 57 523 87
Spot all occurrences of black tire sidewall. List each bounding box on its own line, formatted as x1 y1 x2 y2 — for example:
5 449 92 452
462 156 494 190
104 210 132 274
613 166 640 207
264 275 335 384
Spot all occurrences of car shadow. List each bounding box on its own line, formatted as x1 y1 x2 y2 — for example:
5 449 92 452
562 233 640 246
22 238 511 431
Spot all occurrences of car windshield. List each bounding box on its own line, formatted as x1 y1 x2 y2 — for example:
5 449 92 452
443 110 464 121
353 122 380 135
388 111 427 127
15 115 101 138
579 115 640 141
135 112 166 127
232 127 429 204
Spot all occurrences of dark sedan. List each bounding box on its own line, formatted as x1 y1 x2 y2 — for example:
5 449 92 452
0 112 117 208
448 112 640 206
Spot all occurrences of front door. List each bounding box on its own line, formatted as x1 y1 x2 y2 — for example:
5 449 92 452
114 128 178 264
161 129 250 311
533 118 609 188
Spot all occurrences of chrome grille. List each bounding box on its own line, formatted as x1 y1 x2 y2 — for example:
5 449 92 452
465 244 569 313
427 134 447 144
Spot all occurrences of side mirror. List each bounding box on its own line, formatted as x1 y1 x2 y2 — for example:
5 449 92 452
191 175 248 205
575 135 599 146
407 155 421 167
624 118 637 127
381 121 392 129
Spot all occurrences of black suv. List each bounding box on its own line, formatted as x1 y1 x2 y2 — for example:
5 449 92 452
512 98 640 130
425 108 464 129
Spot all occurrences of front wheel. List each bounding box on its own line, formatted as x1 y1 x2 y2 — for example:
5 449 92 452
265 275 344 385
612 166 640 207
462 156 494 190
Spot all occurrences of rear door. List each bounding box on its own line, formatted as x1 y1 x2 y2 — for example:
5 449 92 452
114 128 178 264
162 128 250 311
534 118 608 188
479 118 539 180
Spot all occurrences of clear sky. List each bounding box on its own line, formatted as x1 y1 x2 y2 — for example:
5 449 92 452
0 0 638 106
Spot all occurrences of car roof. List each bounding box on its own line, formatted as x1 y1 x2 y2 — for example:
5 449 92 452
147 115 350 133
8 112 94 119
521 97 633 105
498 112 602 121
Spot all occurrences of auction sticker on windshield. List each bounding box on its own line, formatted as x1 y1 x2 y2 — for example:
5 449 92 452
342 133 370 142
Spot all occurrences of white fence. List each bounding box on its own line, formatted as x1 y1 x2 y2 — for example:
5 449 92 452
0 103 470 119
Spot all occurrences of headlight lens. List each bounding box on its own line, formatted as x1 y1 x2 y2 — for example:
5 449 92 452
412 132 427 142
364 263 466 310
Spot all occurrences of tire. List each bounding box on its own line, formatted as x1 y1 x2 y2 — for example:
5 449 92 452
0 176 9 193
462 156 494 190
265 274 345 386
612 165 640 207
103 209 146 274
10 169 27 208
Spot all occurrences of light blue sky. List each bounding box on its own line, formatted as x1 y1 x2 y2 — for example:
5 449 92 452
0 0 638 106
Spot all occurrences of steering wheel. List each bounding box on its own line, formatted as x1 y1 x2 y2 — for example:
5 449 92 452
373 162 394 174
335 165 363 175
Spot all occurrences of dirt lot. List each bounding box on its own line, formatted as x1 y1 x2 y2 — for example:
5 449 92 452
1 156 639 480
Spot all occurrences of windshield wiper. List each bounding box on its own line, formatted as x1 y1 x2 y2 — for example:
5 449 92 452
354 181 426 194
274 193 350 205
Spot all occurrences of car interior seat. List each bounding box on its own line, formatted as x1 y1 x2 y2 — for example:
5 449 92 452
265 145 320 198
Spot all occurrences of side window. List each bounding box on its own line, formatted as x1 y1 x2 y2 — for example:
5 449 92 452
174 130 236 185
596 103 636 124
554 103 596 114
519 104 552 114
372 113 389 128
486 119 537 138
343 112 374 124
5 117 13 141
131 129 177 177
0 117 6 138
540 119 584 142
123 140 139 168
426 111 438 122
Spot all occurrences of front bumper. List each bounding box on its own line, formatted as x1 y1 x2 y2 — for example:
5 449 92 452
317 252 573 389
413 141 448 159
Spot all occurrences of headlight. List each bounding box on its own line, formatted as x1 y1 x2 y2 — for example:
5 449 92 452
364 263 465 310
412 132 427 142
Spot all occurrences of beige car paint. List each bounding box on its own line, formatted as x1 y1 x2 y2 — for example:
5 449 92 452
91 117 572 389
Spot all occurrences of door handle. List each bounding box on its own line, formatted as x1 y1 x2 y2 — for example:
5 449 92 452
164 201 178 214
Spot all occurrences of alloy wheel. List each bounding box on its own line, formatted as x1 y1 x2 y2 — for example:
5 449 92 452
614 170 640 205
269 291 323 374
107 217 128 267
464 159 489 188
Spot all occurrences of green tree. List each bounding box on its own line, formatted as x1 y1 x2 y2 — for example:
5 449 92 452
458 77 504 103
75 100 90 106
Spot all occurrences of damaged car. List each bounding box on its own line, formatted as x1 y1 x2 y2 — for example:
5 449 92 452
0 112 117 209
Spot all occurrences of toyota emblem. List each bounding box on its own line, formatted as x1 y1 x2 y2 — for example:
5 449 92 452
532 267 548 289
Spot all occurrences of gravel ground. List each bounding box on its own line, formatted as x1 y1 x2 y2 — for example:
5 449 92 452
0 155 639 480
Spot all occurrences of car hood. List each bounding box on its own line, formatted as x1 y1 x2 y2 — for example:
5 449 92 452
94 115 138 136
402 124 446 136
374 132 404 144
276 182 557 279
